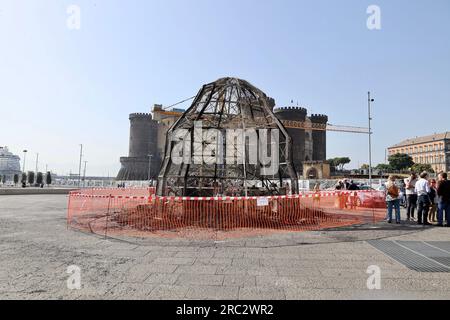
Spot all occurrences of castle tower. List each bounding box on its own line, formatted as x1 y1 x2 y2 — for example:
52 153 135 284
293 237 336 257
273 106 307 175
116 113 159 181
309 114 328 161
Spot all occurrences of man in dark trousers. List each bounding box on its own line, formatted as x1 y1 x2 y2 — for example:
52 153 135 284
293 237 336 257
404 172 418 221
437 172 450 227
415 171 431 225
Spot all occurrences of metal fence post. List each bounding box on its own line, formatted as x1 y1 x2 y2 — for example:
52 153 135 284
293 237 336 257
105 194 112 239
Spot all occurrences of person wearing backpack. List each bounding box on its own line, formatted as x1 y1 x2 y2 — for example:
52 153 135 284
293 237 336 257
385 175 401 224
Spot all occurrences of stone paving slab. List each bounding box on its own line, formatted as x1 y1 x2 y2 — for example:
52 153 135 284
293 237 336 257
0 195 450 299
185 285 239 300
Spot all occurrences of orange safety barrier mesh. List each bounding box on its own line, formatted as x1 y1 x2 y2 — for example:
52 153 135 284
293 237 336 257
67 188 386 240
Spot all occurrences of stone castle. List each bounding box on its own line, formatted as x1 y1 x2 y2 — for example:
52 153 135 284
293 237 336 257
117 103 328 181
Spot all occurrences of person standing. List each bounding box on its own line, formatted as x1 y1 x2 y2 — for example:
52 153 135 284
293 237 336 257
437 172 450 227
385 175 401 224
404 172 418 221
428 179 438 223
314 182 321 192
348 180 359 209
415 171 431 225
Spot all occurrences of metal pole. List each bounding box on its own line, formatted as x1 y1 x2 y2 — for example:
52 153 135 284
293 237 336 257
368 92 374 188
83 161 87 187
104 194 112 239
148 154 153 185
35 153 39 175
78 144 83 187
22 150 27 172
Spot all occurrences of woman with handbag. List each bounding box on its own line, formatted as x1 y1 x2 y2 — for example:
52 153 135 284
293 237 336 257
385 175 401 224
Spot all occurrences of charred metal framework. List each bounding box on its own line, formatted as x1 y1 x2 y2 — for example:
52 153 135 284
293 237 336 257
156 77 298 197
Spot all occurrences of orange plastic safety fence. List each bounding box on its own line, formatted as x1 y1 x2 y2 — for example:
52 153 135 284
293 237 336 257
67 188 386 239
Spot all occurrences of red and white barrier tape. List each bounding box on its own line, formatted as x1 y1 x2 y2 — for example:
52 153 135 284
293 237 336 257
70 190 383 201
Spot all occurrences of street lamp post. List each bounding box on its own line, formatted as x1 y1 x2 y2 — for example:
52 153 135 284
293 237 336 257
35 153 39 175
22 150 28 172
83 161 87 188
78 144 83 187
368 92 375 188
148 154 153 186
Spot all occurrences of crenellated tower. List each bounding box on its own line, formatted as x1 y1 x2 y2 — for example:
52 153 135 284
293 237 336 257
117 113 159 181
309 114 328 161
274 106 308 176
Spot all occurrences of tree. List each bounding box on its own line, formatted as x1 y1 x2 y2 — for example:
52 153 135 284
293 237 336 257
411 163 434 174
13 174 19 185
388 153 414 171
327 158 336 172
335 157 351 171
327 158 337 172
327 157 351 171
36 172 43 185
376 163 392 171
45 171 52 186
27 171 35 185
360 164 370 170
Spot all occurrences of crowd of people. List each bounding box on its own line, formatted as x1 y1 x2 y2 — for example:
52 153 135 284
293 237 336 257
335 179 360 191
385 171 450 226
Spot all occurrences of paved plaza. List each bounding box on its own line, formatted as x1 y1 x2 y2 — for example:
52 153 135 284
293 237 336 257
0 194 449 300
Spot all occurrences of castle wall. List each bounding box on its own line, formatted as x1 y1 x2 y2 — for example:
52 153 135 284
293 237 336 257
304 118 313 162
118 102 328 181
273 107 307 176
128 113 158 158
117 113 159 181
310 114 328 161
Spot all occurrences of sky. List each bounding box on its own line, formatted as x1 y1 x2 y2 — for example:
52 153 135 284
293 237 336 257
1 0 449 176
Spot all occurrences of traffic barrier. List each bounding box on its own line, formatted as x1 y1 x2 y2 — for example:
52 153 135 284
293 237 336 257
67 188 386 239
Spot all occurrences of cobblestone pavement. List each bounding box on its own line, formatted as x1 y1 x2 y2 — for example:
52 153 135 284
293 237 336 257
1 195 449 300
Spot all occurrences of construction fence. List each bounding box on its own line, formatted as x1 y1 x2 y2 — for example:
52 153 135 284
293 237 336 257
67 188 386 240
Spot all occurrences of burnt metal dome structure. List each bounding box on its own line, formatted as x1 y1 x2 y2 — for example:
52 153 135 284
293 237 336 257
156 77 298 197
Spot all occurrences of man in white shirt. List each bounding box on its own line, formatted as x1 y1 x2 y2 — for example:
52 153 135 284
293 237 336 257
404 173 418 221
415 171 431 225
